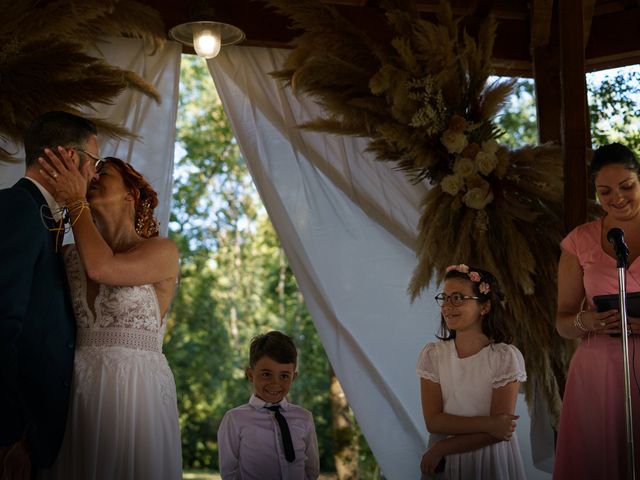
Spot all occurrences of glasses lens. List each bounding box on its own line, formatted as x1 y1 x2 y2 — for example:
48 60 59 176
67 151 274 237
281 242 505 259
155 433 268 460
450 293 463 306
435 293 446 306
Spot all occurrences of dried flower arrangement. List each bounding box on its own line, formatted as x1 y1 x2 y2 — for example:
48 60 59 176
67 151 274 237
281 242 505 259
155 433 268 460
0 0 166 159
267 0 577 423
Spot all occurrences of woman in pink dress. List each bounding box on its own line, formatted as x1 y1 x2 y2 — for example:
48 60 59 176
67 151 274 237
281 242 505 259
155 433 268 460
555 142 640 478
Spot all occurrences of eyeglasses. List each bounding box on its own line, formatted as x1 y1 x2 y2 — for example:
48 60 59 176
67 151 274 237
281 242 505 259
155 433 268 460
434 292 480 307
77 148 107 172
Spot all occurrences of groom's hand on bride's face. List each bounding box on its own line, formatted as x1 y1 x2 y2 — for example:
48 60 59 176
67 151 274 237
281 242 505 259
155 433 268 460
38 147 89 203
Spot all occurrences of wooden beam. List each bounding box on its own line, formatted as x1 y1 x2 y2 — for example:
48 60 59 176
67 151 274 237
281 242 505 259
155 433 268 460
531 0 554 48
559 0 589 231
533 45 562 144
583 0 596 48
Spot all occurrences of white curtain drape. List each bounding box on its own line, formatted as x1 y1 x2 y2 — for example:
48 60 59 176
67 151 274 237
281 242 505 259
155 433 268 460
208 46 552 479
0 37 181 234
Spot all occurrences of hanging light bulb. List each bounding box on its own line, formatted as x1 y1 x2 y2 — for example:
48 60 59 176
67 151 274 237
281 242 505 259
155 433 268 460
193 25 221 59
169 20 245 60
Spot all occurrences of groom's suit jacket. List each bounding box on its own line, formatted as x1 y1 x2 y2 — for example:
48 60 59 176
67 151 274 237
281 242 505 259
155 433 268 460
0 178 75 467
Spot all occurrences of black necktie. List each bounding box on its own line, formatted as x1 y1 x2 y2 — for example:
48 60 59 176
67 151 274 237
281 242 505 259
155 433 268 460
266 405 295 462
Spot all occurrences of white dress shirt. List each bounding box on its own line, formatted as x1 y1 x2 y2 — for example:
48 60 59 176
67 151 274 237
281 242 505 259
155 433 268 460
25 176 63 221
218 394 320 480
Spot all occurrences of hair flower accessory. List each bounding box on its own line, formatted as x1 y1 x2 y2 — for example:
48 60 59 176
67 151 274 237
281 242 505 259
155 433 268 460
445 264 491 294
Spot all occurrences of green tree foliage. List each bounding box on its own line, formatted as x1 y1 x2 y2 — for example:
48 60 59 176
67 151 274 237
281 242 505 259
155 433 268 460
496 67 640 152
588 69 640 151
496 79 538 148
164 55 374 475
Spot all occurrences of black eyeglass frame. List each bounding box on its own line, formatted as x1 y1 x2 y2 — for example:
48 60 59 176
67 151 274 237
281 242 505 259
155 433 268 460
434 292 481 307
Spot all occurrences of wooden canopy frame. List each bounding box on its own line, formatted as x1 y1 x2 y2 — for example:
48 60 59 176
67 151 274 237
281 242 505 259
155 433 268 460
142 0 640 231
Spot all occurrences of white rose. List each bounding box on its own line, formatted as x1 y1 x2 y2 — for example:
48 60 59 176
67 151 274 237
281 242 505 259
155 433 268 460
440 174 464 196
440 129 468 154
453 157 476 178
481 139 499 155
475 151 498 176
463 185 494 209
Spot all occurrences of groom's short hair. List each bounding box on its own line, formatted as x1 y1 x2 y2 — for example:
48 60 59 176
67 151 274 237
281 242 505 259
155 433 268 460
24 111 97 167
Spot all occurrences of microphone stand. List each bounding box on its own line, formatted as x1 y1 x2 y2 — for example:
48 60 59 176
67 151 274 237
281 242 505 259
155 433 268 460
613 248 636 480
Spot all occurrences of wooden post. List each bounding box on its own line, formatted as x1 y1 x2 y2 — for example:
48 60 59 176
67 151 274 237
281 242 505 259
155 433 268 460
533 45 562 144
559 0 589 231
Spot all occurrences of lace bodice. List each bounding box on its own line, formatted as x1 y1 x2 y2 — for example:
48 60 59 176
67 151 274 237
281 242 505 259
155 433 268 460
64 245 167 352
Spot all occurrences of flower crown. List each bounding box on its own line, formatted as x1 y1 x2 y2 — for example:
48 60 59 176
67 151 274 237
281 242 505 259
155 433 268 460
445 264 491 294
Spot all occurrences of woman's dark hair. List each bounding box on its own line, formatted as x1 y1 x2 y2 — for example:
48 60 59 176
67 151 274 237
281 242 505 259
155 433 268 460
437 266 512 344
249 331 298 368
589 142 640 180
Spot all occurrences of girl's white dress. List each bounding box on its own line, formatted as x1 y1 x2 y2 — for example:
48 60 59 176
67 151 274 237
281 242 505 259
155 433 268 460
417 340 527 480
42 246 182 479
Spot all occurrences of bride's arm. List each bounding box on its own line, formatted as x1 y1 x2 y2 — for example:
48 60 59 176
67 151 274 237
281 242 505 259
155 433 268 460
39 148 179 287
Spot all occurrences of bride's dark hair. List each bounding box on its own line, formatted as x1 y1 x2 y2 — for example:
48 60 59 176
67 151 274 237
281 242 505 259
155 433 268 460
104 157 159 238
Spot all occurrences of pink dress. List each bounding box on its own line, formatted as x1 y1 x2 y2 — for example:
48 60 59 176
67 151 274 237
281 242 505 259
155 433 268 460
554 219 640 479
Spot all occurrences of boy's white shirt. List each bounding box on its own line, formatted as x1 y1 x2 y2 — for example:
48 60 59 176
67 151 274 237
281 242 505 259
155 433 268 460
217 394 320 480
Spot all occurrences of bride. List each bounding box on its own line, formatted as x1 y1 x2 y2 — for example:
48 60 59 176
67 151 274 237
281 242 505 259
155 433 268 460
39 150 182 479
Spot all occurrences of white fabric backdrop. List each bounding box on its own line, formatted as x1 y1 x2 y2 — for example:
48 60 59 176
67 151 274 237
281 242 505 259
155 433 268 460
208 46 553 479
0 37 181 234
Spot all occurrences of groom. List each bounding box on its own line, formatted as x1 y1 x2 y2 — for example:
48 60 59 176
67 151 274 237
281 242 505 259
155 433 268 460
0 111 101 478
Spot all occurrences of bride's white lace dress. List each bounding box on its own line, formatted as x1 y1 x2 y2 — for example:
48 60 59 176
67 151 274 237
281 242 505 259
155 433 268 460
43 246 182 479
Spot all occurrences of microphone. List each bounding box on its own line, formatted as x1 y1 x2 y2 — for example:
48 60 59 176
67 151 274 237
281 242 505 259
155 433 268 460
607 228 629 266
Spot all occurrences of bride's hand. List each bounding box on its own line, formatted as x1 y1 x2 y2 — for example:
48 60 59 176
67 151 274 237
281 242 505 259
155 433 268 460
38 146 90 204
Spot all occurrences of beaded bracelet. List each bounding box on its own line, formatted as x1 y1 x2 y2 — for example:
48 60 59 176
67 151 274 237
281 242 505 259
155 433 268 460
574 311 589 333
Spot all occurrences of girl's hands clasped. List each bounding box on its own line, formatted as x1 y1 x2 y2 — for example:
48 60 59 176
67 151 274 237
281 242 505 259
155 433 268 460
487 414 519 441
420 443 445 477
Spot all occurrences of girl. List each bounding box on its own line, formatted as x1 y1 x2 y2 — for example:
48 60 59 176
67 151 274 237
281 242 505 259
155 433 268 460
417 264 527 479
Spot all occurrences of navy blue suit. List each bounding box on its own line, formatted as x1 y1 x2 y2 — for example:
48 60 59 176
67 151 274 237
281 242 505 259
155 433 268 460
0 178 75 467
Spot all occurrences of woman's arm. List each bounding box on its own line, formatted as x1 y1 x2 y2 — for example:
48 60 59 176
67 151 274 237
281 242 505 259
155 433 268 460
39 148 179 286
73 221 179 287
420 378 517 438
556 249 619 338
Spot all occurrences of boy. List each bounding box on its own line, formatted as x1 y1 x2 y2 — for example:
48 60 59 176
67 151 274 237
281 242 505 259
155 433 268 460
218 331 320 479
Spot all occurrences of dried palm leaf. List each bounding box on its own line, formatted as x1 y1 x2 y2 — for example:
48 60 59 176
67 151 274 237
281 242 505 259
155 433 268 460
0 0 165 151
267 0 575 424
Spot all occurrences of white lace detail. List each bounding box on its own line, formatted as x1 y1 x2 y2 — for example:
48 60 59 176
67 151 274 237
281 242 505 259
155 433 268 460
77 329 162 352
73 346 177 404
64 246 167 353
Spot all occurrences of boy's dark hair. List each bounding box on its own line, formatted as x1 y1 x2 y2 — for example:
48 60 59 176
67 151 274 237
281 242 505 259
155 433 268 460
249 331 297 368
437 266 513 344
24 111 97 167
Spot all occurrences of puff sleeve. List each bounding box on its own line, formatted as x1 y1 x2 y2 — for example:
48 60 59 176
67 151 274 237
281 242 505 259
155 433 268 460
416 342 440 383
491 344 527 388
